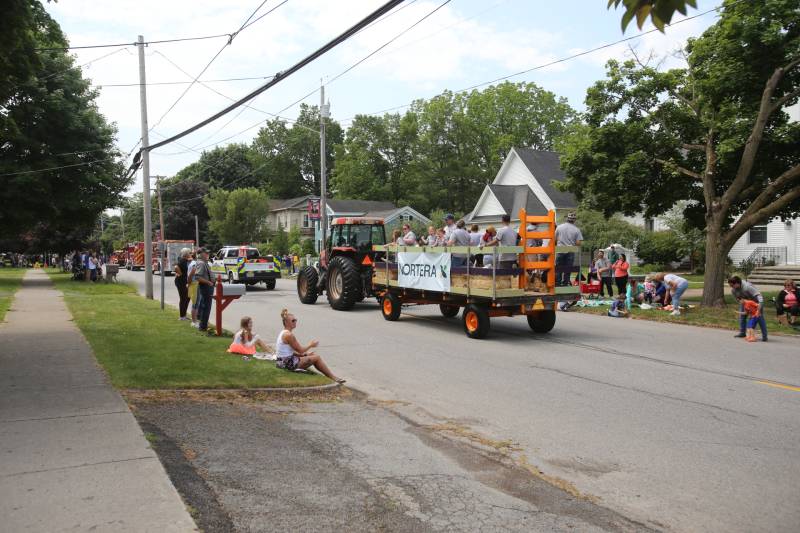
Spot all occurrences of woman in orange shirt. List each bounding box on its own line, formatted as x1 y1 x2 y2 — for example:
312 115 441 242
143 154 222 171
612 253 630 296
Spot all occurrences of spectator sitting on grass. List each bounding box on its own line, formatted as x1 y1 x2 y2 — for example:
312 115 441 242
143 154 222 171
776 279 799 327
276 309 345 384
626 278 645 309
228 316 274 356
607 294 628 318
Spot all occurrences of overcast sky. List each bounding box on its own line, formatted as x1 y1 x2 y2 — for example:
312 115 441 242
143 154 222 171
45 0 718 195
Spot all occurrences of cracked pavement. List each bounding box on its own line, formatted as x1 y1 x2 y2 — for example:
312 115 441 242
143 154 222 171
132 392 647 532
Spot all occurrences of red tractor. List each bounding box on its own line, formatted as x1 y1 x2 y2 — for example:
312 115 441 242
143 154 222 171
297 217 386 310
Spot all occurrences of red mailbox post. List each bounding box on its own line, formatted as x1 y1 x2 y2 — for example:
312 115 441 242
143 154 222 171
214 275 245 336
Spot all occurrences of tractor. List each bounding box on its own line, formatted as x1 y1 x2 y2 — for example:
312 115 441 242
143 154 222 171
297 217 386 310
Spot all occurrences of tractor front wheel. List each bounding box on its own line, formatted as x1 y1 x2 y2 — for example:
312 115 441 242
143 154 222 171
381 293 401 321
527 310 556 333
326 256 360 310
463 304 490 339
297 267 319 304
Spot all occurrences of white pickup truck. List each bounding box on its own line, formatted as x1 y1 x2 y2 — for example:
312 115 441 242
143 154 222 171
209 245 281 289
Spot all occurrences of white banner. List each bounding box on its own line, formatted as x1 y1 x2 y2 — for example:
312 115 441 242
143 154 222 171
398 252 451 292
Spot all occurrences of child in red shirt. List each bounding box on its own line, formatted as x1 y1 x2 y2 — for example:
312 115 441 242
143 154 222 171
738 300 761 342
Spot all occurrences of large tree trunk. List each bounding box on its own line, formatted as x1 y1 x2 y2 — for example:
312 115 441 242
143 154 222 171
701 228 730 307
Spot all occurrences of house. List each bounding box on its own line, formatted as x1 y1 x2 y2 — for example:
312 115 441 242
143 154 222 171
268 195 430 251
466 147 577 227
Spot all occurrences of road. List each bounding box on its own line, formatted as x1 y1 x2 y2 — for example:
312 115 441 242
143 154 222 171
120 270 800 532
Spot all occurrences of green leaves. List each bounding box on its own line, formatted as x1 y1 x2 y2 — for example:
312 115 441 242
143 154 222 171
609 0 698 32
204 188 270 245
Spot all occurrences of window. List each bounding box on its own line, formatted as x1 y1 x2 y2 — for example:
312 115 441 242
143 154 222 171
303 214 310 228
401 214 412 222
749 225 767 244
245 249 260 260
226 249 238 258
645 218 655 232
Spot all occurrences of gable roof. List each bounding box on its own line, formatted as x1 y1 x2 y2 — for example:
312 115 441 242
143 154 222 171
327 199 396 214
513 148 576 209
270 195 314 211
468 185 546 223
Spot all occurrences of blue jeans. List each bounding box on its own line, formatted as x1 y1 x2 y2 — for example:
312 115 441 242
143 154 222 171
556 252 574 285
671 280 689 310
739 303 768 340
452 256 467 267
197 284 214 331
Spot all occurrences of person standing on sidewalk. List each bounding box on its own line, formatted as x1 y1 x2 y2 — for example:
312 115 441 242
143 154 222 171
173 248 191 321
728 276 768 341
194 248 215 332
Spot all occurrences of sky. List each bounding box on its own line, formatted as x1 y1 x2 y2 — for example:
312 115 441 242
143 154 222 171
44 0 720 196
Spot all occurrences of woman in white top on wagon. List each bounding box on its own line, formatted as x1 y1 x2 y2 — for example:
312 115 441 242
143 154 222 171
275 308 345 384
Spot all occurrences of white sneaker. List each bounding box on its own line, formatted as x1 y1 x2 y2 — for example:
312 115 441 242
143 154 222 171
670 310 681 316
192 322 200 329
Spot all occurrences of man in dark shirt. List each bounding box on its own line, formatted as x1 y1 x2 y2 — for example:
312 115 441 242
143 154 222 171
193 248 215 332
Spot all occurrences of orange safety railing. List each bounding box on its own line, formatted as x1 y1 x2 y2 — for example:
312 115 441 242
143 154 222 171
517 209 556 291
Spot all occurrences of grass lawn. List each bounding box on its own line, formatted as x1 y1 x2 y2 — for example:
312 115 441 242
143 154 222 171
47 272 330 389
574 291 800 337
0 268 26 322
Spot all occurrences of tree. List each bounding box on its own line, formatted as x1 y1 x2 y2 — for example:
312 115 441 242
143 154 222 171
573 207 644 255
250 104 343 198
204 188 270 245
160 178 209 244
0 1 129 251
173 144 263 190
559 0 800 306
608 0 698 32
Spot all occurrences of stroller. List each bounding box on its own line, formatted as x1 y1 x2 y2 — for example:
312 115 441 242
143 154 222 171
71 256 85 281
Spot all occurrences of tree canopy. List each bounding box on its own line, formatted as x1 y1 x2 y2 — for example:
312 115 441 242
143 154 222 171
559 0 800 305
0 0 129 252
204 188 270 245
608 0 698 32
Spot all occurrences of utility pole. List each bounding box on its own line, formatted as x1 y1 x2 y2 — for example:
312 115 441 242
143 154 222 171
195 215 200 248
156 176 165 310
319 84 330 251
138 35 153 299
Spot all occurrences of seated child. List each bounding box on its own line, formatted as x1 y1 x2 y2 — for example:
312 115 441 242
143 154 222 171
607 294 628 318
228 316 274 356
643 277 656 303
738 299 761 342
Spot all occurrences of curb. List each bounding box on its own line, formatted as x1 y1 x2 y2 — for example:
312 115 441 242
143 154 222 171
125 382 343 394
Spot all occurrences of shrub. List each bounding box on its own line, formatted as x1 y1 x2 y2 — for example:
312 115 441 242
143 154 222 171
636 230 684 267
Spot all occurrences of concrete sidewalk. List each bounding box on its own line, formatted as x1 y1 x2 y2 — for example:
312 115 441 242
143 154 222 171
0 270 196 532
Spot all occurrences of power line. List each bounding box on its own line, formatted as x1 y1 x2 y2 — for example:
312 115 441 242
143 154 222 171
239 0 289 32
339 1 734 123
148 0 286 132
131 0 406 165
33 33 233 52
185 0 449 154
0 157 119 177
94 75 278 88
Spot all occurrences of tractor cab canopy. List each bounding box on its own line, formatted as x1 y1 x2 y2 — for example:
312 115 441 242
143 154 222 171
331 217 384 226
329 221 386 252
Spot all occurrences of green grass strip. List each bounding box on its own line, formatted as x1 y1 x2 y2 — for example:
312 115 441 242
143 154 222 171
47 272 330 389
0 268 26 322
575 291 799 336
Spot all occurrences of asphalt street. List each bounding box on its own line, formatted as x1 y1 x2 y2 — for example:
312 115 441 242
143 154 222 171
121 270 800 532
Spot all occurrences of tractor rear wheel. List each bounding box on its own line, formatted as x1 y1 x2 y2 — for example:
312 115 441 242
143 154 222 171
326 256 359 310
297 267 319 304
439 304 460 317
381 293 401 321
265 278 276 290
463 304 490 339
527 310 556 333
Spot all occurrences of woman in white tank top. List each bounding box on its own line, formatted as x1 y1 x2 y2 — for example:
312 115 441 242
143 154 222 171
276 309 345 384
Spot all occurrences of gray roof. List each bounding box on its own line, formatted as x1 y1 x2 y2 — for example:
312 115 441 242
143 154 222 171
270 195 314 211
489 184 548 217
514 148 577 209
327 199 396 214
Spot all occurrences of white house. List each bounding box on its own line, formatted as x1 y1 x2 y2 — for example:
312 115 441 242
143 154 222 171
466 147 577 226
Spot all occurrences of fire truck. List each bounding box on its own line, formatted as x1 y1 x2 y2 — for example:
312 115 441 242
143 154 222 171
125 242 146 271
